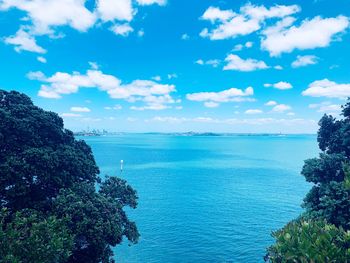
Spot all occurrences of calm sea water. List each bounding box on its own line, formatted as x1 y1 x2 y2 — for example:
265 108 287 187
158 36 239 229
81 134 319 263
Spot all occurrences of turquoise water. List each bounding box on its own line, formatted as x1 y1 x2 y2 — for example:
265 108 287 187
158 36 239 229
82 134 319 263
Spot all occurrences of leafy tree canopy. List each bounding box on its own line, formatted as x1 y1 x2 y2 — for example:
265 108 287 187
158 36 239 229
0 90 139 262
0 208 73 263
266 219 350 263
300 103 350 230
267 99 350 261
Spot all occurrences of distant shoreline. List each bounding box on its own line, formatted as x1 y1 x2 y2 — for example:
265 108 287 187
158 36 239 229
74 132 317 137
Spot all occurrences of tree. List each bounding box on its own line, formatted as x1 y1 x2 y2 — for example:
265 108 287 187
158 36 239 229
0 90 99 211
0 90 139 262
266 219 350 263
267 99 350 261
53 181 139 263
300 111 350 230
0 208 73 263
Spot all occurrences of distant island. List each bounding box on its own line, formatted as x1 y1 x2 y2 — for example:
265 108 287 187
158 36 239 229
73 130 313 137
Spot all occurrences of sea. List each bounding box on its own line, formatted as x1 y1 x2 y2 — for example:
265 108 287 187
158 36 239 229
81 134 319 263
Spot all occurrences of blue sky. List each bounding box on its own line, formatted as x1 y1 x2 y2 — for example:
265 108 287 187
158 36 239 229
1 0 350 133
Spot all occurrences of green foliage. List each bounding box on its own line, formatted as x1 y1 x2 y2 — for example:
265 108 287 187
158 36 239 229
303 182 350 230
302 153 345 184
0 208 73 263
266 219 350 263
343 163 350 190
0 90 99 210
267 99 350 261
99 176 138 209
317 114 342 153
0 90 139 262
299 101 350 230
53 182 139 263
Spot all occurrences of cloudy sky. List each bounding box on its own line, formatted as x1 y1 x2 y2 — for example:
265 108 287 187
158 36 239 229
1 0 350 133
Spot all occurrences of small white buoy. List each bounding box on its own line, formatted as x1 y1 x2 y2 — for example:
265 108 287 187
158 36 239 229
120 160 124 173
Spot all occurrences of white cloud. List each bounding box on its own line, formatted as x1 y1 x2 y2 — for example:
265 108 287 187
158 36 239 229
318 104 341 113
107 80 178 109
130 94 178 110
70 106 91 112
292 55 318 68
152 76 161 81
240 4 300 20
261 16 349 56
274 81 292 90
232 41 253 51
265 101 292 113
4 28 46 53
309 101 331 109
130 105 168 111
274 65 283 70
136 0 166 6
1 0 96 35
110 23 134 36
137 29 145 37
148 116 316 128
97 0 133 22
28 63 179 110
245 41 253 48
1 0 166 53
272 104 292 112
223 54 268 72
264 81 292 90
181 33 190 40
308 102 341 114
200 4 300 40
167 73 178 79
245 109 263 114
27 71 46 81
201 6 235 23
195 59 221 68
37 56 47 63
200 16 260 40
265 100 295 116
206 59 220 67
187 86 254 107
265 100 277 106
302 79 350 98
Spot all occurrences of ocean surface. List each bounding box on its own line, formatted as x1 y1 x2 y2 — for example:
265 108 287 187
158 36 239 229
81 134 319 263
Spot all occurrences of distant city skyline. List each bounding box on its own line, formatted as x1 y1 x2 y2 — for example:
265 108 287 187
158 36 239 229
1 0 350 133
